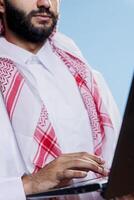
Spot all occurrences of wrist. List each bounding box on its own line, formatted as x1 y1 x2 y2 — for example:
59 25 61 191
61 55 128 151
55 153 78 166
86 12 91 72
22 174 33 195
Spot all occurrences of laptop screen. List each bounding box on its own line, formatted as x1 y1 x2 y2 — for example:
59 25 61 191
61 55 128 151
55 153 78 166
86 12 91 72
104 75 134 199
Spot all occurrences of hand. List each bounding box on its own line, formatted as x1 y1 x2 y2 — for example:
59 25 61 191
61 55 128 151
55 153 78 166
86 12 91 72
116 194 134 200
22 152 108 195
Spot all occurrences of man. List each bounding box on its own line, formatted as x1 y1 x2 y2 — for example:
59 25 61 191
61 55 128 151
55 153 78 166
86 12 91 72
0 0 121 199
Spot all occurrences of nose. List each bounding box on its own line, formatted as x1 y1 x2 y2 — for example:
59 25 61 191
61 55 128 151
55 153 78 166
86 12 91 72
37 0 51 9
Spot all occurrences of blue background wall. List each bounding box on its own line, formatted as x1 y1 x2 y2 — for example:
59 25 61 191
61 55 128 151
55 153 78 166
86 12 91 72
59 0 134 115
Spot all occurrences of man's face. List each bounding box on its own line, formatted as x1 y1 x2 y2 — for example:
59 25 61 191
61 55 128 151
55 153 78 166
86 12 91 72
3 0 59 43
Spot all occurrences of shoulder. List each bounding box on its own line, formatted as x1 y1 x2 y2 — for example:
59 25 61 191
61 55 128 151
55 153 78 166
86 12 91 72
93 69 121 129
92 69 108 87
92 69 115 104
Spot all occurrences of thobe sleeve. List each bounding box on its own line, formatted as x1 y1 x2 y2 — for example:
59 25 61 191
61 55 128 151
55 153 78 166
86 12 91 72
0 177 26 200
0 93 26 200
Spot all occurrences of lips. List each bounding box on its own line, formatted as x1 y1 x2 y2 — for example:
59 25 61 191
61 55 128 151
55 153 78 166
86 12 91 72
34 13 52 21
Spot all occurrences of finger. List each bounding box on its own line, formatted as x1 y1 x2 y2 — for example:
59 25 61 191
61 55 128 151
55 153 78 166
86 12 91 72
65 159 108 176
82 153 105 165
61 152 105 165
62 169 88 179
70 158 102 172
81 157 104 167
98 166 109 176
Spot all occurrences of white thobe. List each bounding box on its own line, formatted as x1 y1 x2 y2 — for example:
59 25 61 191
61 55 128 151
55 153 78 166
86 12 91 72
0 35 121 200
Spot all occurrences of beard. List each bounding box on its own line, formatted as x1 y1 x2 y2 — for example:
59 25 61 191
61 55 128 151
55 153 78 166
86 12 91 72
4 0 58 43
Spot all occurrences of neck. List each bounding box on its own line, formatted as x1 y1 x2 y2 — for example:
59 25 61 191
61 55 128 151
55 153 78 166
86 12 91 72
4 28 45 54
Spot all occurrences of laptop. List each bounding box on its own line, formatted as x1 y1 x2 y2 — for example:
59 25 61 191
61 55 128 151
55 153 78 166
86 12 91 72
27 74 134 200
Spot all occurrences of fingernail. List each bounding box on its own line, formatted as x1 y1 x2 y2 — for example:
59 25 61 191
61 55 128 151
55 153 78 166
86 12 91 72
98 167 109 176
103 169 110 176
98 167 103 173
100 158 105 163
81 171 88 177
98 157 105 164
